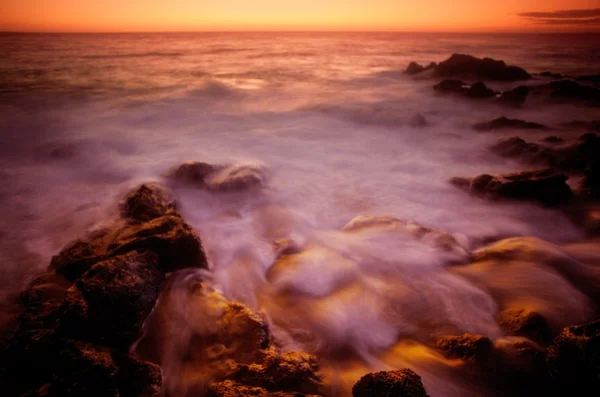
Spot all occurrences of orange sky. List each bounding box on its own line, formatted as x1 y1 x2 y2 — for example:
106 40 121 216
1 0 599 32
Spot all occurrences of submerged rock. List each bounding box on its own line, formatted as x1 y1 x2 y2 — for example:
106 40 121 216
547 320 600 396
352 369 429 397
529 80 600 106
169 161 218 187
490 136 553 165
437 333 494 365
497 308 552 345
473 117 549 132
169 161 268 192
496 86 530 107
450 169 572 207
434 79 496 99
433 54 531 81
537 71 564 79
120 183 177 222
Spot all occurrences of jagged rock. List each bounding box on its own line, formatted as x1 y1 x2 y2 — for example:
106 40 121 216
58 251 164 348
433 54 531 81
496 86 530 107
120 183 177 222
450 169 572 207
352 368 429 397
437 333 494 365
547 320 600 396
473 117 549 132
169 161 268 192
51 215 208 280
405 62 425 75
434 80 496 99
228 347 325 395
497 308 552 345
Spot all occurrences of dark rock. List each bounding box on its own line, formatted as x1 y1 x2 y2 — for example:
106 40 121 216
562 120 600 132
577 75 600 84
169 161 218 187
58 251 164 348
405 62 425 75
581 160 600 198
552 133 600 172
51 215 208 280
473 117 549 132
543 135 564 144
450 169 572 207
352 368 429 397
497 308 552 345
496 86 530 107
490 136 554 165
546 320 600 396
538 71 564 79
169 161 267 192
114 354 162 397
434 80 496 99
437 333 494 364
530 80 600 106
229 348 325 395
120 183 177 222
434 54 531 81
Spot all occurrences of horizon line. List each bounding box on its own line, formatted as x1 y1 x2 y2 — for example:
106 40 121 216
1 29 598 34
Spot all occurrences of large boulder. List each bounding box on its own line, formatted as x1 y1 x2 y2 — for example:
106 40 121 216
433 54 531 81
434 80 496 99
352 369 429 397
51 215 208 280
450 169 572 207
546 320 600 396
473 117 549 132
120 183 177 222
57 251 165 348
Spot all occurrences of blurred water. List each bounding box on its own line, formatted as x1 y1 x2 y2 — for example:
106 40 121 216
1 32 599 396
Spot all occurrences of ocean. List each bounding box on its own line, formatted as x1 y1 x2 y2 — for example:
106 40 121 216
1 32 599 396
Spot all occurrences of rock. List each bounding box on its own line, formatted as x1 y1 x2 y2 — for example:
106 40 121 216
120 183 177 222
577 75 600 84
542 135 564 144
581 160 600 198
530 80 600 106
496 86 530 107
352 368 429 397
562 120 600 132
497 308 552 345
207 380 321 397
552 133 600 172
546 320 600 395
434 79 496 99
538 71 564 79
228 347 325 395
51 215 208 280
57 251 164 348
168 161 218 187
114 354 162 397
436 333 494 365
450 169 572 207
405 62 425 75
169 161 268 192
433 54 531 81
490 136 553 165
473 117 549 132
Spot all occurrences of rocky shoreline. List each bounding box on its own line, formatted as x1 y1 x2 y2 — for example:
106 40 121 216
1 53 600 397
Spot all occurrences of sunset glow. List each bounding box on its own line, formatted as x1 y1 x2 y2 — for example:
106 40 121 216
2 0 600 32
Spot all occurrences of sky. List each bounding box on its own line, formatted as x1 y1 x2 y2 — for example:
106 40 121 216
1 1 599 32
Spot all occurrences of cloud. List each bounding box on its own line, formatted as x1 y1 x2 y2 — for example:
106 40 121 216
518 8 600 25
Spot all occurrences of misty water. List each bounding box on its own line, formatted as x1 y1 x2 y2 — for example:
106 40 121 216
1 32 600 396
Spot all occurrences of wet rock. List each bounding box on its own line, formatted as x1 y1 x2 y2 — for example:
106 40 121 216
207 380 320 397
352 368 429 397
496 86 530 107
169 161 268 192
473 117 549 132
530 80 600 106
497 308 552 345
168 161 219 187
51 215 208 280
342 215 470 260
450 169 572 207
490 136 553 165
546 320 600 395
228 347 325 395
434 54 531 81
543 135 564 144
434 80 496 99
552 133 600 172
120 183 177 222
58 251 164 348
114 354 162 397
437 333 495 365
